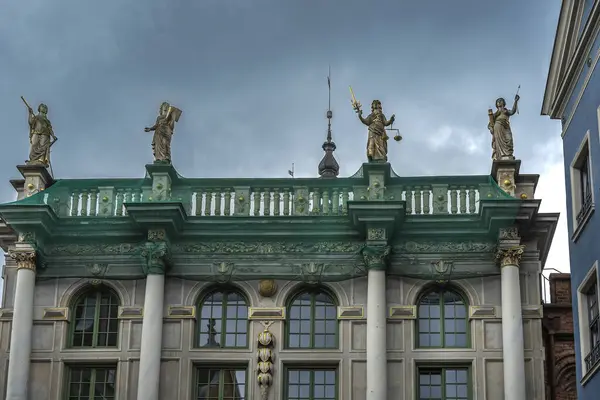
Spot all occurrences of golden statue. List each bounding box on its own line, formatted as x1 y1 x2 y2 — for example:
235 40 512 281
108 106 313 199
21 96 57 167
350 87 396 162
488 93 520 161
144 102 182 164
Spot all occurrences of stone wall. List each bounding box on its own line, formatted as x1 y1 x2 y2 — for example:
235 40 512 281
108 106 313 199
0 252 548 399
543 273 577 400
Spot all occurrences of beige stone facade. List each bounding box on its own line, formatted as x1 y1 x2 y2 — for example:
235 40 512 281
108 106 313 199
0 251 547 399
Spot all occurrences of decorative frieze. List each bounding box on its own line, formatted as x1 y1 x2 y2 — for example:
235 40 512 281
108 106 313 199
469 306 497 319
367 228 386 241
495 246 525 267
393 241 496 254
388 305 417 319
118 306 144 319
248 307 285 320
337 306 364 319
42 307 69 320
0 309 14 321
167 305 196 319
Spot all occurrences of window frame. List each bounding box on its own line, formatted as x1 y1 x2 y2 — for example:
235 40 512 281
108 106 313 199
569 130 595 241
68 286 120 349
283 364 339 400
415 364 473 400
195 286 250 349
192 363 249 400
415 285 470 349
63 363 118 400
578 261 600 383
284 286 339 350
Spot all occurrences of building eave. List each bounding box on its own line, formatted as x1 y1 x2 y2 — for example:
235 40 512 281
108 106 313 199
523 212 560 269
0 218 17 252
548 1 600 120
542 0 578 117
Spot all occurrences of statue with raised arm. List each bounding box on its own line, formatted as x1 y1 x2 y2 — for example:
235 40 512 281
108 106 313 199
144 102 182 164
21 97 57 167
488 94 520 161
350 90 395 162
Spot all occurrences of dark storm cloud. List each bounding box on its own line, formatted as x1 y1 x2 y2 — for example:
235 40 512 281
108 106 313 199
0 0 561 195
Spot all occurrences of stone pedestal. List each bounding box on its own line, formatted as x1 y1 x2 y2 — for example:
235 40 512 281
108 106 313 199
491 159 520 198
15 164 53 199
5 243 37 400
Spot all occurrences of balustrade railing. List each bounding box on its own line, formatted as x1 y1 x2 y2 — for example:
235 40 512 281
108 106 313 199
21 174 508 218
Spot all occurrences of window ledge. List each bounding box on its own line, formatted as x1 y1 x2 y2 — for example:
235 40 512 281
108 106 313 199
581 360 600 386
572 204 594 242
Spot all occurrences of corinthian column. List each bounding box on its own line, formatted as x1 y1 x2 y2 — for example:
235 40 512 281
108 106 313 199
361 242 391 400
496 244 526 400
137 230 170 400
6 244 37 400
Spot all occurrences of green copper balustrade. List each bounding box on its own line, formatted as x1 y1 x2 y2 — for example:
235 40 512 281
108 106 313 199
8 174 510 218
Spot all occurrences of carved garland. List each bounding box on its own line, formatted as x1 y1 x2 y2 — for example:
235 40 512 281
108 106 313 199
256 321 275 400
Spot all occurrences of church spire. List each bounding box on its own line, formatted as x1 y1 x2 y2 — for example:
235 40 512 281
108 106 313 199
318 66 340 178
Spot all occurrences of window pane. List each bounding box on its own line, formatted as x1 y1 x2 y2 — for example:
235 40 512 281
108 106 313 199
67 366 116 400
287 369 336 400
198 290 248 348
287 290 337 349
71 288 119 348
418 288 468 348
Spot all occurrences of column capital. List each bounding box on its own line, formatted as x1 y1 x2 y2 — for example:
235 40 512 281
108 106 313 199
360 244 391 271
495 245 525 268
141 229 171 275
8 248 36 272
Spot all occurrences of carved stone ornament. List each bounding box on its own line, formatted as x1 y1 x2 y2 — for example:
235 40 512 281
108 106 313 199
495 246 525 268
8 250 36 272
148 229 166 242
431 260 454 284
86 263 108 277
499 227 519 240
360 245 391 270
367 228 386 241
256 321 275 400
140 241 171 275
175 241 363 255
258 279 278 298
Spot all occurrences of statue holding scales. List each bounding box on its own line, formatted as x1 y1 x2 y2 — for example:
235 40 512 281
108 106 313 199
350 86 399 163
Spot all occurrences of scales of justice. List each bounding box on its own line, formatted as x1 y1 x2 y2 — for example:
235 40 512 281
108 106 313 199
349 86 401 142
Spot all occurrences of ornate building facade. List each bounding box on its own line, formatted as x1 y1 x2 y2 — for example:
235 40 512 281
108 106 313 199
541 0 600 396
0 156 557 400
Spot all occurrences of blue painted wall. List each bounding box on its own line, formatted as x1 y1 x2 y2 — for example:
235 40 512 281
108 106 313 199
561 26 600 398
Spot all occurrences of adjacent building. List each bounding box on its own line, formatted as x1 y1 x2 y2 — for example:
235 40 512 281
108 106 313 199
542 273 577 400
541 0 600 395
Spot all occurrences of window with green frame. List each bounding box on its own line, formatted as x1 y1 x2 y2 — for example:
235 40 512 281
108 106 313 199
418 366 471 400
66 365 116 399
194 366 247 399
417 286 468 348
285 367 337 400
286 288 338 349
70 286 120 348
197 288 249 348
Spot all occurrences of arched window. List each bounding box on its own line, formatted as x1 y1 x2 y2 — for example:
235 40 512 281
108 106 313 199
286 287 338 349
197 288 249 348
417 286 468 348
70 286 120 348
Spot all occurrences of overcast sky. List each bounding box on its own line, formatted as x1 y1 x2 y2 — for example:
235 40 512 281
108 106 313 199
0 1 567 290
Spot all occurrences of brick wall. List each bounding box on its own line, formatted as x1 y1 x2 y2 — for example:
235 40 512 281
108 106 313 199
543 273 577 400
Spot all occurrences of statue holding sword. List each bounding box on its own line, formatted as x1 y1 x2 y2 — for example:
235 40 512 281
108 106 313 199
349 86 397 163
21 96 57 167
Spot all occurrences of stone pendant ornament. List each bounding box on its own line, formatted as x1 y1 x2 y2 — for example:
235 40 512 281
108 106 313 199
256 321 275 400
